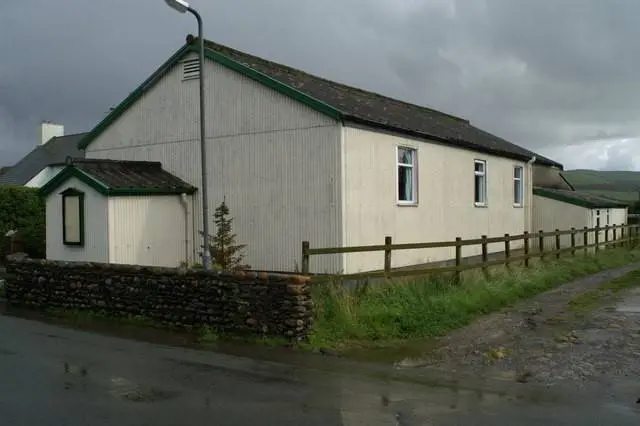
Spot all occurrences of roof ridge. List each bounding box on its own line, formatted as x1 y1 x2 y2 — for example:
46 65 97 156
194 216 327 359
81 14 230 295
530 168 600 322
50 131 89 140
70 158 162 166
193 36 470 124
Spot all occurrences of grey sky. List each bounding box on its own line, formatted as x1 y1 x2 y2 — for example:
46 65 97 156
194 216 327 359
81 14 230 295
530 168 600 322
2 0 639 170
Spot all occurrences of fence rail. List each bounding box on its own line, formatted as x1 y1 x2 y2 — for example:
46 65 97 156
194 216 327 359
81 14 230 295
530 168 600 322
301 224 640 281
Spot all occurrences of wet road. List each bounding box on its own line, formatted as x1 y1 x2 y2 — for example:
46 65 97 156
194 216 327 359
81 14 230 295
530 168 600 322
1 313 640 425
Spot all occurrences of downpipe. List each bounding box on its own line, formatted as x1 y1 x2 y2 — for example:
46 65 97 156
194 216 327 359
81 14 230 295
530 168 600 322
526 156 537 234
180 193 190 265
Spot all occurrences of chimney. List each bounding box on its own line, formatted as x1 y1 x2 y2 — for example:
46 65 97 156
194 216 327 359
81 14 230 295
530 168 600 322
39 121 64 145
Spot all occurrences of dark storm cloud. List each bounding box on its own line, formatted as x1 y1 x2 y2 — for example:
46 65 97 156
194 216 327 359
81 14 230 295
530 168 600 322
1 0 639 170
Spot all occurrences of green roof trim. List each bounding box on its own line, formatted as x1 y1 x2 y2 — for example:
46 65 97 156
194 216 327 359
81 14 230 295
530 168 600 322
39 166 195 197
78 43 342 151
40 166 109 197
533 187 629 209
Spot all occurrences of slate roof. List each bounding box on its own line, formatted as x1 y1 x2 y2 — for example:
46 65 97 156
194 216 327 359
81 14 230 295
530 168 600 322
201 37 562 168
533 187 629 209
0 132 87 186
78 35 563 169
40 158 196 197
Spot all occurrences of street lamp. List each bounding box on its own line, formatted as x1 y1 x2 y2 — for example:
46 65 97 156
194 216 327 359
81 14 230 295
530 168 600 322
164 0 212 271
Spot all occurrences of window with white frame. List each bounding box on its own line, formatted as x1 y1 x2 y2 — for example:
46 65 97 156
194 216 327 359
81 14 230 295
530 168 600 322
513 166 524 206
474 160 487 206
397 146 417 203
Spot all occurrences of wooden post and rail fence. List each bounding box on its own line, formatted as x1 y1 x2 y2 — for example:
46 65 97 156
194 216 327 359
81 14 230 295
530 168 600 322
301 224 640 282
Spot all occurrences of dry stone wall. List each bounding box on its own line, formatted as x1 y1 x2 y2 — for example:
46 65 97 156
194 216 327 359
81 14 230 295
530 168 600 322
4 259 313 341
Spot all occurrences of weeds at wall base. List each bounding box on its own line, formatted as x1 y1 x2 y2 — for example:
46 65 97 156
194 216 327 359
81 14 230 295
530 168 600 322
308 248 640 351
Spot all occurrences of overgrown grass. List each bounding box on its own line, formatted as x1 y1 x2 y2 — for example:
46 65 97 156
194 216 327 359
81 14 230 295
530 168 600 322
309 248 640 350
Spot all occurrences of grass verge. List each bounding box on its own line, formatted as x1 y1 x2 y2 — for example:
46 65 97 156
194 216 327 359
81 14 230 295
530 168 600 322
308 247 640 350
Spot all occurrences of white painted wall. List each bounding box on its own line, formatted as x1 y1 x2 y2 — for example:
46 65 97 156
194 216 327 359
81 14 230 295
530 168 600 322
341 126 529 273
108 195 193 267
591 207 628 244
85 52 343 273
609 207 628 229
25 165 64 188
45 177 109 262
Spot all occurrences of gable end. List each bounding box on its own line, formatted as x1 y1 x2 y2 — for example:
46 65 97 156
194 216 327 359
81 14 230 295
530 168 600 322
78 44 342 151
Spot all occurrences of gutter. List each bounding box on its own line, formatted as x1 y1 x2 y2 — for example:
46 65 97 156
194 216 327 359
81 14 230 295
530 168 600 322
341 116 561 168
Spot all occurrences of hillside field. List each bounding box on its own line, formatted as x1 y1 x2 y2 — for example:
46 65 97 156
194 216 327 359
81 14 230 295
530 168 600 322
562 169 640 206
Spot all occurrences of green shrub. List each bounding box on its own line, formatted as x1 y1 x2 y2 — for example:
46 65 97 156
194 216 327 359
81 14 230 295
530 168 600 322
0 185 46 259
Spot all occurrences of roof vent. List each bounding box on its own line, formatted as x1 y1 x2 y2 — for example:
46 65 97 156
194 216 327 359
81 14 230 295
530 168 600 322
182 58 200 81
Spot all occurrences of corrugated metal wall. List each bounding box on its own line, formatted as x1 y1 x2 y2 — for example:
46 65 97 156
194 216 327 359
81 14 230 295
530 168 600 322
531 195 590 251
108 195 192 267
86 52 343 273
46 177 109 262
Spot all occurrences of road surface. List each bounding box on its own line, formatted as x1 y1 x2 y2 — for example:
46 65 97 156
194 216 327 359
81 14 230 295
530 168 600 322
0 312 639 425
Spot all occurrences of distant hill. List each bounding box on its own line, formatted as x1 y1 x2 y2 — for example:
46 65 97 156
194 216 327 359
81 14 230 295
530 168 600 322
562 170 640 206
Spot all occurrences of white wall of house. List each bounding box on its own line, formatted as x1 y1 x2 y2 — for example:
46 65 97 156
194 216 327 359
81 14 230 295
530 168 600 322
591 207 628 243
25 165 64 188
84 52 343 273
340 126 530 273
607 208 628 229
108 195 193 267
45 177 109 263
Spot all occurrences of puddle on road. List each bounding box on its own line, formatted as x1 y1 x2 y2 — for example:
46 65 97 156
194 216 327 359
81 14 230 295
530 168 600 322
108 376 179 403
616 288 640 314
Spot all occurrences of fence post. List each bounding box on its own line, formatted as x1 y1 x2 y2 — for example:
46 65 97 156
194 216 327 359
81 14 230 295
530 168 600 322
621 226 625 249
384 236 392 275
538 230 544 260
455 237 462 284
612 226 617 249
555 229 561 260
583 227 589 255
481 235 488 277
504 234 511 267
301 241 310 274
524 231 530 267
595 225 600 254
604 225 609 249
570 228 576 257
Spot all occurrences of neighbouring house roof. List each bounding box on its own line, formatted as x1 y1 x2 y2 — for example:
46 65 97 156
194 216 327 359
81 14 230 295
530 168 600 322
0 132 87 186
532 164 575 190
39 158 197 197
78 35 563 169
533 187 629 209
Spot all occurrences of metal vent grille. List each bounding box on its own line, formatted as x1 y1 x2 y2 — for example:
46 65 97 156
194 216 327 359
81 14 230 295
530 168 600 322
182 58 200 81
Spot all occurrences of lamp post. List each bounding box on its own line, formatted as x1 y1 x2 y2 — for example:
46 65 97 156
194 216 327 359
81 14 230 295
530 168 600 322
164 0 212 271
